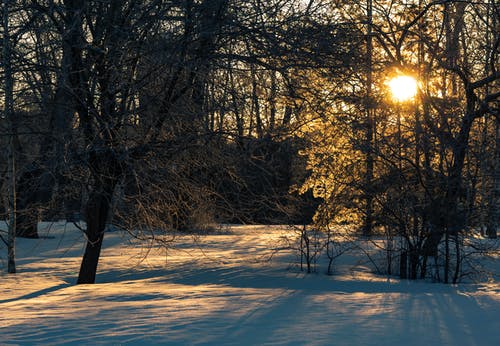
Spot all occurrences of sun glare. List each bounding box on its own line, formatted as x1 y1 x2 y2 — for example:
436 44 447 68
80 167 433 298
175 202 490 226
388 75 418 102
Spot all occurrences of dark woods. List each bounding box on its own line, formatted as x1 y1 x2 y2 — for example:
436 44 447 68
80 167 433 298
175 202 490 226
0 1 498 283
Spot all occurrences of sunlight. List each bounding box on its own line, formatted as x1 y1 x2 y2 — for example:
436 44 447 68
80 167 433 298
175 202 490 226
388 75 418 102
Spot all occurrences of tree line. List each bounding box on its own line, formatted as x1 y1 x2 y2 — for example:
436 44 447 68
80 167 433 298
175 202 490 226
0 0 498 284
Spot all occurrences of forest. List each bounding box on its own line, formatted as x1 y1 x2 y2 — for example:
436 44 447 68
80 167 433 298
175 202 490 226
0 0 498 287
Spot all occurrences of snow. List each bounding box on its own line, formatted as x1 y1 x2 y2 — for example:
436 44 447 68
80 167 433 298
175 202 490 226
1 222 499 345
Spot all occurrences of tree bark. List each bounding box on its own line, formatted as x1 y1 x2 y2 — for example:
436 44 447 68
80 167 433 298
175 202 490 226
486 117 499 238
77 157 119 284
16 166 43 238
3 0 16 273
77 188 113 284
363 0 374 237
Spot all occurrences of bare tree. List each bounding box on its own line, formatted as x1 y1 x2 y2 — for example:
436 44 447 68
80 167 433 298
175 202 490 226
2 0 17 273
299 0 499 282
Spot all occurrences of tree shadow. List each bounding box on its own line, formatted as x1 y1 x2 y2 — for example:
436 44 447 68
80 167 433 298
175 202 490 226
0 282 70 304
95 262 462 295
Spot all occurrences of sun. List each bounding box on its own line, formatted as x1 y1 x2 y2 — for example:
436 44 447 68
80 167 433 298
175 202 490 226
388 75 418 102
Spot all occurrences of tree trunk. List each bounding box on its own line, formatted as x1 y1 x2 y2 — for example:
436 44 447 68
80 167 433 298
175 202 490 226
3 0 16 273
452 233 461 284
77 184 116 284
409 247 419 280
484 0 498 238
444 228 449 283
399 250 408 279
420 255 427 279
486 117 499 238
251 65 264 138
16 166 44 238
6 138 16 274
363 0 374 237
77 149 120 284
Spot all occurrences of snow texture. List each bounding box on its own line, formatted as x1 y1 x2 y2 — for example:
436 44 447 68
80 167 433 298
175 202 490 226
1 222 499 345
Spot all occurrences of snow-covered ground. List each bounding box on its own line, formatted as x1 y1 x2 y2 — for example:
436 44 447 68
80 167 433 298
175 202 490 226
1 222 499 345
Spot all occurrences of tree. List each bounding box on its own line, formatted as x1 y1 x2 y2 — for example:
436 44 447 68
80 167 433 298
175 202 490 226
299 0 499 282
2 0 17 273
